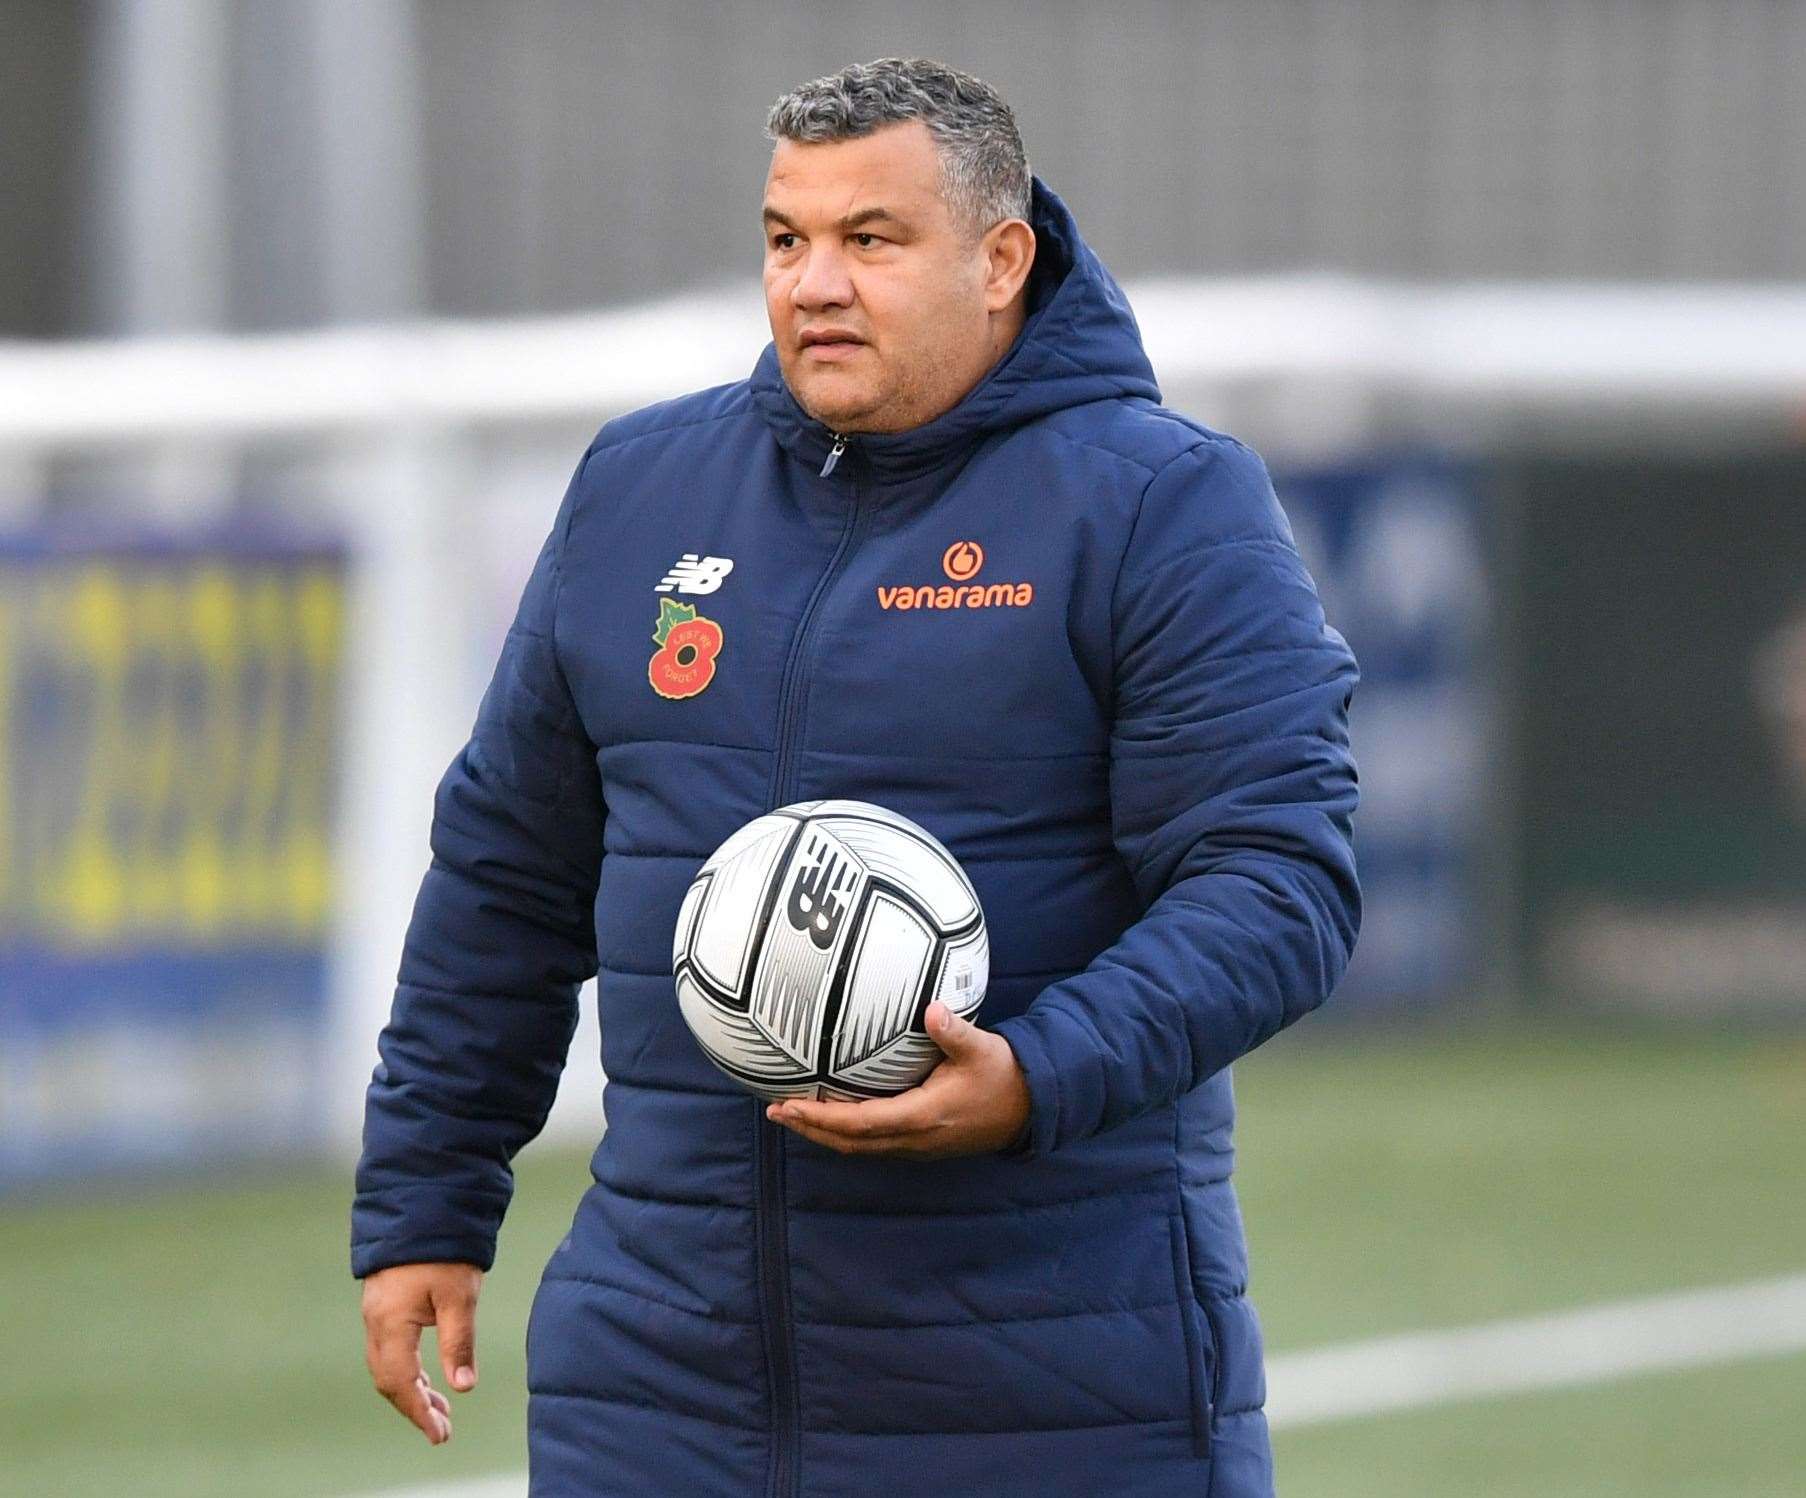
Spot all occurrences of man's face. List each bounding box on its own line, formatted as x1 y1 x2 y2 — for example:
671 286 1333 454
762 120 1017 435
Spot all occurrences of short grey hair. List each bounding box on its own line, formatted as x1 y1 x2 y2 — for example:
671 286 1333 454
765 58 1032 239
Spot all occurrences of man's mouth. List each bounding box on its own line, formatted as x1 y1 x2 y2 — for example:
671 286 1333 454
799 330 866 354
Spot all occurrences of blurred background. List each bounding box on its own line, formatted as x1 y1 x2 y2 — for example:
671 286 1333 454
1 3 1803 1496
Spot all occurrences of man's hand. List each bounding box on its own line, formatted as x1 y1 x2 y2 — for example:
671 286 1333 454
360 1261 484 1445
766 1000 1031 1158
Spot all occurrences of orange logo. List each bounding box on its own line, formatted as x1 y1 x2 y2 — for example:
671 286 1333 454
878 541 1033 613
942 541 984 581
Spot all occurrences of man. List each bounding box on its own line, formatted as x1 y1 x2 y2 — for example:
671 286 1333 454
353 57 1358 1498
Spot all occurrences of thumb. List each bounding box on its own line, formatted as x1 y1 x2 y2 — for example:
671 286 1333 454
432 1280 479 1392
926 1000 980 1057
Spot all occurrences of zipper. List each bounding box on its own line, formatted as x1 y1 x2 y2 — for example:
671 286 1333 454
754 1110 799 1498
769 433 861 810
757 430 862 1498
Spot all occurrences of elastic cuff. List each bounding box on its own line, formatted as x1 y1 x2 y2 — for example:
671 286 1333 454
351 1233 498 1280
990 1014 1062 1159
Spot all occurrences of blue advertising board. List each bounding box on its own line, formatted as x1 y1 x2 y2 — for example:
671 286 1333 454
0 529 346 1184
1274 460 1492 1009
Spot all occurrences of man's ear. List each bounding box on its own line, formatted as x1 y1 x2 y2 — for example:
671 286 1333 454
982 219 1036 313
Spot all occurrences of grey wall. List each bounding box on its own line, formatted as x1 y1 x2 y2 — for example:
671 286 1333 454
414 0 1806 317
4 0 1804 337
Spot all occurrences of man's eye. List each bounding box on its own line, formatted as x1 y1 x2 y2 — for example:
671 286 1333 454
771 233 797 250
851 233 880 248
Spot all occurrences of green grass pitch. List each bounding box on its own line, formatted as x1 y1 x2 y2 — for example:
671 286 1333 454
1 1026 1801 1497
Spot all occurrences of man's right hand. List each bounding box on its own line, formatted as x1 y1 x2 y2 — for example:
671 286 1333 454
360 1261 485 1445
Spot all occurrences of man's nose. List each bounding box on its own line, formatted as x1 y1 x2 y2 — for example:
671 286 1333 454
790 243 854 310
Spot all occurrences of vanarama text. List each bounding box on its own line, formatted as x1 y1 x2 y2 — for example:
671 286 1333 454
876 581 1034 611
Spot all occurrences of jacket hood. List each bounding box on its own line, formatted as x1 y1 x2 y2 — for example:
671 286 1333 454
749 175 1161 484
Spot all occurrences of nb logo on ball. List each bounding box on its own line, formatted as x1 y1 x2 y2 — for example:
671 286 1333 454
787 843 851 951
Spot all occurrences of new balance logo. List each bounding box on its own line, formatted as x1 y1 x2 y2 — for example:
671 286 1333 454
655 554 735 595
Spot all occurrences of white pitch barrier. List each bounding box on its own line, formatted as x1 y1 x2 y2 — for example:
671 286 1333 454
351 1271 1806 1498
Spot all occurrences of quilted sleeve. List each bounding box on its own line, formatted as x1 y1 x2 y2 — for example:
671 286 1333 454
990 437 1360 1158
350 449 605 1276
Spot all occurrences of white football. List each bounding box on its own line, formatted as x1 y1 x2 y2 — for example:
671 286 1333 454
672 799 989 1101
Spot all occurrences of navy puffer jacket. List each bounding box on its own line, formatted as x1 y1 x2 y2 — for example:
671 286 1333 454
352 177 1359 1498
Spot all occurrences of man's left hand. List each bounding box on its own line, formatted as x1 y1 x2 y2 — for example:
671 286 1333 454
766 1000 1031 1159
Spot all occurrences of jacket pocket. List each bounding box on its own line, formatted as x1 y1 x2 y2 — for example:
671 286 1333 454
1167 1209 1217 1460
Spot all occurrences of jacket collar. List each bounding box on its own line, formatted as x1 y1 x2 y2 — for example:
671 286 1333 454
748 176 1161 486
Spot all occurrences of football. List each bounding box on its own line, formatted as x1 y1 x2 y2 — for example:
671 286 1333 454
672 799 989 1101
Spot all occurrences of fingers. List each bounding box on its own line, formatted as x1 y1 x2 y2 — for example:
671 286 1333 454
766 1087 951 1156
778 1111 938 1157
365 1321 450 1445
769 1092 930 1141
432 1279 480 1392
925 1000 980 1055
412 1370 453 1444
